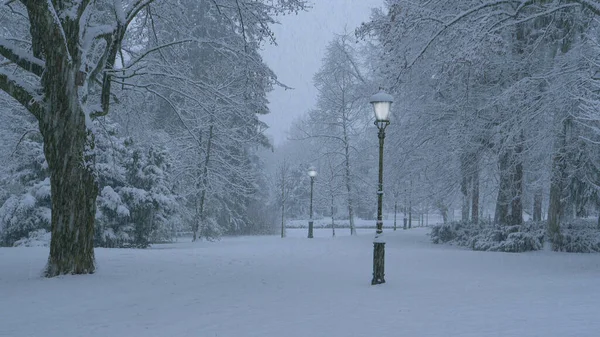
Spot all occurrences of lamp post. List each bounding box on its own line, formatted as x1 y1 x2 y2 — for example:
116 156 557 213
308 167 317 239
370 89 393 285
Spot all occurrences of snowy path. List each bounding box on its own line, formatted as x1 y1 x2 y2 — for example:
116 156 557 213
1 228 599 337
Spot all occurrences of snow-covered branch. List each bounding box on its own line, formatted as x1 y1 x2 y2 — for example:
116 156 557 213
0 69 43 119
406 0 521 71
0 37 45 76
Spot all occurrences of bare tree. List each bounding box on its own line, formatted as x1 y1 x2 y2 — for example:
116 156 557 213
295 35 371 235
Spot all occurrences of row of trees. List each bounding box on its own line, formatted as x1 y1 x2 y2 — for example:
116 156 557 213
360 0 600 248
271 0 600 248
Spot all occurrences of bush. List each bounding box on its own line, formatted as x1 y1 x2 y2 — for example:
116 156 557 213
431 221 545 253
490 232 544 252
552 220 600 253
431 219 600 253
13 229 51 247
430 224 455 244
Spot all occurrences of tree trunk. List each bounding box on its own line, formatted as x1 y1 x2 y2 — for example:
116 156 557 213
548 176 563 249
331 194 335 237
198 124 214 240
281 201 285 238
394 201 397 231
510 133 524 226
278 159 289 239
344 145 356 235
32 6 98 276
281 187 285 239
436 201 448 224
461 176 470 222
495 150 511 225
460 153 471 222
408 202 412 229
548 118 570 249
548 178 562 229
471 162 479 224
192 200 200 241
533 188 543 222
40 78 98 276
341 106 356 236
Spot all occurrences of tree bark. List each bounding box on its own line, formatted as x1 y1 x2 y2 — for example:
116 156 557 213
43 123 98 276
281 200 285 239
342 122 356 235
40 63 98 275
510 133 524 225
533 188 543 221
548 175 563 248
281 180 286 239
408 200 412 229
331 194 335 237
548 118 570 249
461 175 470 222
394 201 397 231
471 162 479 224
26 3 99 276
197 124 214 241
494 150 511 225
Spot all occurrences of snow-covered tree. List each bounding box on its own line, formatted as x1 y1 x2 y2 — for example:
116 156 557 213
294 34 374 235
0 0 306 276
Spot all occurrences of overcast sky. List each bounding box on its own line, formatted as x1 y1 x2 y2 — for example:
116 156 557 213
260 0 384 146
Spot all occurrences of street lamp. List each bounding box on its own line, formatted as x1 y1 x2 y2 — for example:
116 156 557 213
370 88 393 285
308 167 317 239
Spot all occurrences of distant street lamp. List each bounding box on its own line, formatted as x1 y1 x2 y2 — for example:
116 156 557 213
370 89 393 285
308 167 317 239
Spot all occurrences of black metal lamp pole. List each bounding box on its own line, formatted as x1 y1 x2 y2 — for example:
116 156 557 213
308 175 314 238
369 88 393 286
307 167 317 239
372 121 389 285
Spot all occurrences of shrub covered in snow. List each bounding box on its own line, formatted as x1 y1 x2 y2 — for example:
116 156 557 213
0 121 184 248
431 219 600 253
0 130 50 247
0 179 51 247
551 220 600 253
13 229 51 247
94 128 181 248
431 221 545 253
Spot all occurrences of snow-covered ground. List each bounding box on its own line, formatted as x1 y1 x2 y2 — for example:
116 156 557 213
1 228 599 337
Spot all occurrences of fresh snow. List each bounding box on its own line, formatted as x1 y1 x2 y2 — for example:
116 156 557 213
1 228 599 337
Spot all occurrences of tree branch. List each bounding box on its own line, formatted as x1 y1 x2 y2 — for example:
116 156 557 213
126 0 155 25
0 37 45 76
407 1 523 69
0 69 43 119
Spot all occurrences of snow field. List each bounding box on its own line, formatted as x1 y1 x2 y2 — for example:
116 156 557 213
1 228 599 337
